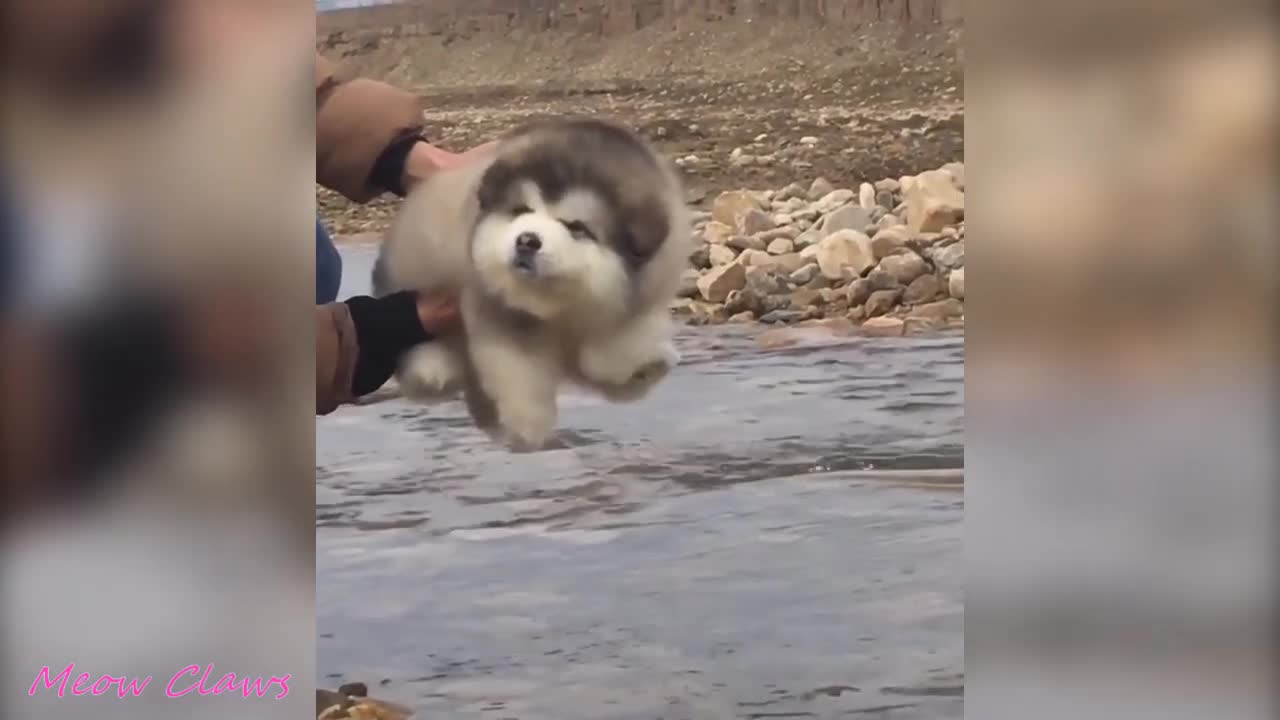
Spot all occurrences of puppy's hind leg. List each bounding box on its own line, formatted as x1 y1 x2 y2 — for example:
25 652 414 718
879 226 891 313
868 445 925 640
467 328 561 453
397 343 464 401
577 310 679 403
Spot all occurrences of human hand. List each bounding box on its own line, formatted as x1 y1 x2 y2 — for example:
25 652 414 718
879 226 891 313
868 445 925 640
414 290 462 336
402 140 499 192
343 289 460 400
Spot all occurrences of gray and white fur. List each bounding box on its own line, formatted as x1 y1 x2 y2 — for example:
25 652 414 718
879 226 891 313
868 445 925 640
373 117 690 451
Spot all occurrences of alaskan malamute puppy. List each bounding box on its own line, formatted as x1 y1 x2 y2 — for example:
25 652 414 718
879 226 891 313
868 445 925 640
373 117 690 451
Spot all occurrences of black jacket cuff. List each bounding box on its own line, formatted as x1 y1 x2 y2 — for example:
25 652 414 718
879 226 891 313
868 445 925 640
345 291 430 397
368 132 426 198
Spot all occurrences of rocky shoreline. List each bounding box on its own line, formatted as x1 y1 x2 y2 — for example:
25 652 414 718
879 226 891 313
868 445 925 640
327 162 965 339
325 146 966 338
317 683 411 720
676 162 964 337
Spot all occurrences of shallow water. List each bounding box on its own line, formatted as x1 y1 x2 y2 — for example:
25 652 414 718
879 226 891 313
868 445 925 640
317 244 964 719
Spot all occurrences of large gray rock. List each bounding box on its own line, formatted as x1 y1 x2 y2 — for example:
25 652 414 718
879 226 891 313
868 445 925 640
767 237 796 255
871 225 912 260
819 205 874 238
814 230 876 281
697 263 746 302
777 197 808 213
910 298 964 321
874 178 901 193
865 288 903 317
948 268 965 300
735 249 775 268
903 273 943 305
709 244 737 266
760 309 808 325
789 287 825 309
728 235 766 252
860 316 906 337
941 162 965 190
865 267 902 292
702 221 734 245
878 252 929 285
687 300 729 325
745 265 788 296
724 288 763 316
689 245 711 269
792 229 821 250
845 277 872 306
792 207 821 224
738 208 776 235
876 213 901 231
814 189 856 213
677 269 702 299
777 182 807 202
932 241 965 270
859 182 877 211
808 177 836 200
767 253 807 275
904 170 965 234
711 190 765 228
789 263 821 286
756 226 799 242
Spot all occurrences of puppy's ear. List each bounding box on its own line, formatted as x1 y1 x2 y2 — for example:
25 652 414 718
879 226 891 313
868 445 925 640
616 200 671 267
476 159 511 213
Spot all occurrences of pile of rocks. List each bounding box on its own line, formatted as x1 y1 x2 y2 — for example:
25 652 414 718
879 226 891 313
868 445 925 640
673 163 964 337
317 683 410 720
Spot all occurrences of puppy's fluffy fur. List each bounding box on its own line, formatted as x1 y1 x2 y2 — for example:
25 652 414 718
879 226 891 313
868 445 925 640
373 118 690 451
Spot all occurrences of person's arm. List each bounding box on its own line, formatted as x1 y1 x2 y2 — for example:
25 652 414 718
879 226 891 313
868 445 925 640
399 140 500 194
315 53 497 202
315 53 426 203
316 291 459 415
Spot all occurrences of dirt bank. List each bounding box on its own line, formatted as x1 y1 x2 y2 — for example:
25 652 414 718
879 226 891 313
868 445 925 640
318 20 963 237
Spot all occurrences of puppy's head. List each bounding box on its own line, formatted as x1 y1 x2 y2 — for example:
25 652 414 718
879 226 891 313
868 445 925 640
469 118 681 320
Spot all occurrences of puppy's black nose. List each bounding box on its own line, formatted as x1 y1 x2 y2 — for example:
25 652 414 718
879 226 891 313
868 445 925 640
515 232 542 254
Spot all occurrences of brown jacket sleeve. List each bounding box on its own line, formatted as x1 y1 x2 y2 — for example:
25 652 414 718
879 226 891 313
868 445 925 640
316 302 359 415
315 53 425 204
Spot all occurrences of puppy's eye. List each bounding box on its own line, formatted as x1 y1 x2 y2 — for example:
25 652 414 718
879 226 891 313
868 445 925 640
511 205 533 216
560 220 595 241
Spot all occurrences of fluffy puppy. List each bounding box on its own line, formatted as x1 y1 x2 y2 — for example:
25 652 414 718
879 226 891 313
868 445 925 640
373 117 690 451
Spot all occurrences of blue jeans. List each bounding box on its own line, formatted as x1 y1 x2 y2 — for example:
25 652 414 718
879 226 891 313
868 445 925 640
316 217 342 304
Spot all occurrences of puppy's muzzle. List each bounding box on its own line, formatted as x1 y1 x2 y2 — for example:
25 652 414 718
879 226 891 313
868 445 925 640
512 232 542 273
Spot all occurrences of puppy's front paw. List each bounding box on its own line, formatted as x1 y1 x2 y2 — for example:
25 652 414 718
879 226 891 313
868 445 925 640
398 345 462 401
597 342 679 403
496 402 557 453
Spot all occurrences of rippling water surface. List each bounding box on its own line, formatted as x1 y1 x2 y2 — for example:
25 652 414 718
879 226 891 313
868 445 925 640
318 244 964 719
